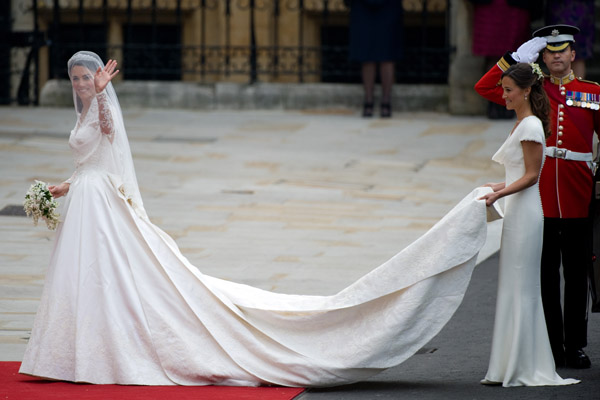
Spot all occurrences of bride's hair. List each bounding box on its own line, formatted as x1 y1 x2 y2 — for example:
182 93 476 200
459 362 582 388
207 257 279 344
502 63 551 138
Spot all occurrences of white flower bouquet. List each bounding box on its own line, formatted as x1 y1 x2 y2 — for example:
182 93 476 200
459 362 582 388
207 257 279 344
23 180 60 230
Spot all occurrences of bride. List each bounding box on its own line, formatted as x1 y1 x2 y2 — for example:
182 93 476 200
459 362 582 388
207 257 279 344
21 51 499 387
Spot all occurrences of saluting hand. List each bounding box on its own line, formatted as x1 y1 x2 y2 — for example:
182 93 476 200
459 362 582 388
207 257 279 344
94 59 119 94
512 37 547 64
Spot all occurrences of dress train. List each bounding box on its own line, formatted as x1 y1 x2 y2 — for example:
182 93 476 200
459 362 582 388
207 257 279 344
20 173 500 386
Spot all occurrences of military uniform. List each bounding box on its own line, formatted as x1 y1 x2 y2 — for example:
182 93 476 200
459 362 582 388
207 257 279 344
474 28 600 367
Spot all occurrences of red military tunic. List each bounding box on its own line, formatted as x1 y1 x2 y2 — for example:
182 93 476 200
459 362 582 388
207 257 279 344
475 54 600 218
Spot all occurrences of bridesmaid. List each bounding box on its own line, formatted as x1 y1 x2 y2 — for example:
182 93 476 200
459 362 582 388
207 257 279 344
476 63 578 386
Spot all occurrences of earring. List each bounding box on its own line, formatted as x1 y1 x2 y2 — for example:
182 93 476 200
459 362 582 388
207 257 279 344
525 96 528 100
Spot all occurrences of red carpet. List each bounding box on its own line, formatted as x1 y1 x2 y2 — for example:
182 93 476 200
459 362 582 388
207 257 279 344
1 362 305 400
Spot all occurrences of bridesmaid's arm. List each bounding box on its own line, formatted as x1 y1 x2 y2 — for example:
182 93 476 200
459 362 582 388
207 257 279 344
481 182 505 192
479 141 543 206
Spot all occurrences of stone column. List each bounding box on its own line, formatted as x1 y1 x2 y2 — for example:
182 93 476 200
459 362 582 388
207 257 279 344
448 0 486 115
108 18 123 83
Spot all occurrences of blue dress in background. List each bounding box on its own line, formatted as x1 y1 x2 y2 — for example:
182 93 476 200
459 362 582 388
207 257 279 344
348 0 404 62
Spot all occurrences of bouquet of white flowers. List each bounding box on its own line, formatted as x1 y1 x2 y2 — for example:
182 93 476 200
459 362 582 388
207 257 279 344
23 180 60 230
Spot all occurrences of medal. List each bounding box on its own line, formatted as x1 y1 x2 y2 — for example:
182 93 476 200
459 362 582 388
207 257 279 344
565 90 600 110
566 91 574 106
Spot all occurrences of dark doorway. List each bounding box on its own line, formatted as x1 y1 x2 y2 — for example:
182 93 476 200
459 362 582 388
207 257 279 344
48 24 107 79
123 25 182 81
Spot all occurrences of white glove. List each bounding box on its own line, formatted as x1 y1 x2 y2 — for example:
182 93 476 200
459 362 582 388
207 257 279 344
511 37 548 63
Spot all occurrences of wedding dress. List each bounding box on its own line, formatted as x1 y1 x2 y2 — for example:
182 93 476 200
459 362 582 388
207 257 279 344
482 115 578 387
19 52 501 387
18 152 498 385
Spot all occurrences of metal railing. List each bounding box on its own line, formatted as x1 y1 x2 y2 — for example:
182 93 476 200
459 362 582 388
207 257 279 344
2 0 451 105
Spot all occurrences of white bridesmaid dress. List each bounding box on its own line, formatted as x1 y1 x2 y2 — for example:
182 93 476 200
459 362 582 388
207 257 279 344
482 115 578 387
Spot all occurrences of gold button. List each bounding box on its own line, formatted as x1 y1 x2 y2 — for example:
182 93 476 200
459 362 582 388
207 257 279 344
559 104 564 109
558 132 563 136
558 140 563 145
559 117 564 122
559 111 564 116
559 125 564 130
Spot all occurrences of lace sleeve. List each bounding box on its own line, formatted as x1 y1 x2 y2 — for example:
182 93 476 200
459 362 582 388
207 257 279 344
97 90 116 142
64 170 77 184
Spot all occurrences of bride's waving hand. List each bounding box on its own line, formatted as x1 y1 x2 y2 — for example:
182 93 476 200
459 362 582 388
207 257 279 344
94 59 119 140
94 59 119 94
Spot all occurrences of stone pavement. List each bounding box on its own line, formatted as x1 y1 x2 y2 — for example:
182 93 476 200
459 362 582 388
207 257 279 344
0 106 597 399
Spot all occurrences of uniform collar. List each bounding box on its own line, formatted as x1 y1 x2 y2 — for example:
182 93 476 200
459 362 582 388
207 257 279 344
549 71 575 85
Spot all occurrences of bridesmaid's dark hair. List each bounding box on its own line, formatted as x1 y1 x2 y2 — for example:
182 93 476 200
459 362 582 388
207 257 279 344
502 63 551 138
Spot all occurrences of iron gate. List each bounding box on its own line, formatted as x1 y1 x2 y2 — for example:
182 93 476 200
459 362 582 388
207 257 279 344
2 0 451 105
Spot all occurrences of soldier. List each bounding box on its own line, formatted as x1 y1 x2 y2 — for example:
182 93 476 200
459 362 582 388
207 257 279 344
475 24 600 369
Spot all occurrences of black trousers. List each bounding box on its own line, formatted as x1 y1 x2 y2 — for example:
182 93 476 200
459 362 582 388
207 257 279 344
541 217 591 361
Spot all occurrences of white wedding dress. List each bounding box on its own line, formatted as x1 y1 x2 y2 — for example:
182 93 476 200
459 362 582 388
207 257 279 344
482 116 578 387
20 94 501 386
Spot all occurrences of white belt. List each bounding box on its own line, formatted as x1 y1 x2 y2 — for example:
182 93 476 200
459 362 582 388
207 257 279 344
546 146 593 162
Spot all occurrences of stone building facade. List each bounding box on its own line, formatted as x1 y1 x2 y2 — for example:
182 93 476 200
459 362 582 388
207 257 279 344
5 1 598 113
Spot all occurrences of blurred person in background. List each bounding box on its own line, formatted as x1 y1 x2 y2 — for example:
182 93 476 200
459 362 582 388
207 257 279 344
347 0 403 118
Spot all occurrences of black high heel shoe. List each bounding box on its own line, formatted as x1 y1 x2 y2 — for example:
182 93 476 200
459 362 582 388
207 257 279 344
380 102 391 118
362 102 374 118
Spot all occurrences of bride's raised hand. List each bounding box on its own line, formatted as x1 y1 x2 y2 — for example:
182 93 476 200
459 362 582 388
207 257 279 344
94 59 119 93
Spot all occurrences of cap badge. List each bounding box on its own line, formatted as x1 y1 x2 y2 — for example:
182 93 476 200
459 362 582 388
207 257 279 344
552 29 559 36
